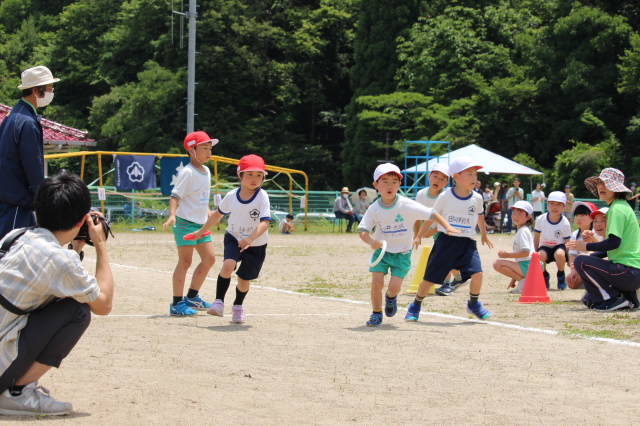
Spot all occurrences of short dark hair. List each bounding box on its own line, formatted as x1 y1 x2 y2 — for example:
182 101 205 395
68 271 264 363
286 214 294 220
34 172 91 231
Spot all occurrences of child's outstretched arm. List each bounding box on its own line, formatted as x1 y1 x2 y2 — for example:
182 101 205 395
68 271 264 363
162 197 179 231
477 214 494 249
190 209 224 240
238 220 270 252
359 230 384 251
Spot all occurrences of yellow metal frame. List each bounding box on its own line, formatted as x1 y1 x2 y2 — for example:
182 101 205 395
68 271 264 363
44 151 310 230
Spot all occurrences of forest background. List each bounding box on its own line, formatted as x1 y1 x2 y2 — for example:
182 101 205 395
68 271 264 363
2 0 640 196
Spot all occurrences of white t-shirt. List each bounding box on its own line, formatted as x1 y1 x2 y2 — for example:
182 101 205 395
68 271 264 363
513 226 534 263
534 213 572 248
171 164 211 224
358 196 433 253
531 189 545 212
432 187 484 239
506 187 524 208
569 229 604 257
415 188 441 208
218 188 271 246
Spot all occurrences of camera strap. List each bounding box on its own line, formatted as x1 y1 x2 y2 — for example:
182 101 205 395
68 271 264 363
0 226 37 315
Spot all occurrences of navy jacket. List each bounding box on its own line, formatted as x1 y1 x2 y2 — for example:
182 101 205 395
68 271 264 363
0 99 44 208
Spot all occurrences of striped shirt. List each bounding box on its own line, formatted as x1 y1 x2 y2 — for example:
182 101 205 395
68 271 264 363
0 228 100 373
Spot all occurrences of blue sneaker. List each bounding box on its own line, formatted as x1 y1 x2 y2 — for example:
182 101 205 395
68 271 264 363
183 295 212 311
543 271 550 290
384 294 397 317
366 312 383 327
557 274 567 290
404 303 421 322
467 301 491 320
170 301 198 316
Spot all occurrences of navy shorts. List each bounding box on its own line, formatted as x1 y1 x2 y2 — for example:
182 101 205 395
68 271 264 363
223 232 267 281
424 234 482 284
538 244 568 264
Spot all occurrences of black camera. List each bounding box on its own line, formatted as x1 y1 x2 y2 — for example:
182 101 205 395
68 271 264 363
74 209 114 246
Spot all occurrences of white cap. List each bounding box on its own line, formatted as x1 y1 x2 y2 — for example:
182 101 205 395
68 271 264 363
449 156 483 175
494 182 500 187
430 162 449 177
373 163 403 182
511 200 533 216
547 191 566 204
17 66 60 89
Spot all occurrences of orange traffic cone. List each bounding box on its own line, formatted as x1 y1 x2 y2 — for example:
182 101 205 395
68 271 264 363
518 252 551 304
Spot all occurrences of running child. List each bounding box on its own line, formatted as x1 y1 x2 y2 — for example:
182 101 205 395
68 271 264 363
493 200 535 294
533 191 572 290
163 131 218 316
567 168 640 310
406 156 494 322
358 163 458 327
190 154 271 323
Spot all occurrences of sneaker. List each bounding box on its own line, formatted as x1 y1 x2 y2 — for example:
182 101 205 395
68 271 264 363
582 293 597 309
404 303 421 322
623 291 640 311
207 299 225 317
366 312 383 327
594 295 631 312
543 271 550 290
510 279 525 294
384 294 397 317
170 301 197 316
183 294 212 311
0 382 72 416
557 274 567 291
231 305 246 323
435 283 453 296
467 301 491 320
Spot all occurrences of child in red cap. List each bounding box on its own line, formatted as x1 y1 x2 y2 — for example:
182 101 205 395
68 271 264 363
163 131 219 316
190 154 271 323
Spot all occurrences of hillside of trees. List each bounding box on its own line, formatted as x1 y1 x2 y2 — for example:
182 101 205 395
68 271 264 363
2 0 640 196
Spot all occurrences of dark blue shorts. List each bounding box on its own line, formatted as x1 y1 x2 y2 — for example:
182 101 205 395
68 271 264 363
538 244 568 264
0 203 36 241
424 234 482 284
223 232 267 281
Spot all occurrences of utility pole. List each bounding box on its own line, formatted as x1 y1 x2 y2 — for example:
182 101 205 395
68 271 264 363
173 0 197 133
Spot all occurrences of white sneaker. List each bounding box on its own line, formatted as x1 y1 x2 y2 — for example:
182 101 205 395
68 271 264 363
510 279 525 294
0 382 72 416
231 305 246 323
207 299 224 317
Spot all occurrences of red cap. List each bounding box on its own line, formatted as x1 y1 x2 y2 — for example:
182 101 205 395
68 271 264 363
183 131 219 151
237 154 268 175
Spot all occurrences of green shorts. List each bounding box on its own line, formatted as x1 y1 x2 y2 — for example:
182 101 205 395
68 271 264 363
369 250 412 279
172 216 213 247
519 259 544 277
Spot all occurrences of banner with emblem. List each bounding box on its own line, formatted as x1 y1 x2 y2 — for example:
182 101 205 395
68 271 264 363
115 155 157 191
160 157 190 196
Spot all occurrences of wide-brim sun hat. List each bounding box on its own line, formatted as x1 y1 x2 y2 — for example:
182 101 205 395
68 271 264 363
448 156 483 175
511 200 533 216
584 168 631 197
237 154 268 175
183 131 219 151
340 186 351 194
373 163 403 182
17 66 60 89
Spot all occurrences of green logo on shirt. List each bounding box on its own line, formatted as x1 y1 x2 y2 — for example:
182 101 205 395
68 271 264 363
395 214 404 222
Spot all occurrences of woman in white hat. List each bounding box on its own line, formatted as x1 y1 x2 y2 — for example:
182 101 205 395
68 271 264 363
567 168 640 311
0 66 60 240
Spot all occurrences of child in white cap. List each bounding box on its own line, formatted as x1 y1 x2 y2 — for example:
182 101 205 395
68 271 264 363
407 155 494 321
358 163 457 327
533 190 572 290
493 200 536 294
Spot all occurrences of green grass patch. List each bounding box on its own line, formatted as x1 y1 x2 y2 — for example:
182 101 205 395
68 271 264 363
561 324 631 340
296 276 342 298
592 313 640 327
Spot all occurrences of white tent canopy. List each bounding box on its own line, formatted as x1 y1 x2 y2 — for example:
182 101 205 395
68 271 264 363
403 144 543 175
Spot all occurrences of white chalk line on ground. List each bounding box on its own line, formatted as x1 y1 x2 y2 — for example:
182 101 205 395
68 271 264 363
103 260 640 349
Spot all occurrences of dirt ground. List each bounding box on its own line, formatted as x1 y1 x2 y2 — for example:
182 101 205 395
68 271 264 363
11 230 640 424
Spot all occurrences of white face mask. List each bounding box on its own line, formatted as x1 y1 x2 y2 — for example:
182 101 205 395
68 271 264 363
37 91 54 108
342 194 348 199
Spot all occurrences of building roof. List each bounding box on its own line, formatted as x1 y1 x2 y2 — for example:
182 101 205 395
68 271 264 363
0 103 97 153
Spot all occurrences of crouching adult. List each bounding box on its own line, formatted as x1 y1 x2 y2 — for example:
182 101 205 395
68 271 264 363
0 172 114 416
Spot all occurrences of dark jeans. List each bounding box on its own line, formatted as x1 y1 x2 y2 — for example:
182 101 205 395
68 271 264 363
573 255 640 305
0 298 91 393
334 211 357 232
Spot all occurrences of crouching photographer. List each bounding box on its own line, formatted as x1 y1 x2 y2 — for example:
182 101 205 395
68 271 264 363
0 172 114 416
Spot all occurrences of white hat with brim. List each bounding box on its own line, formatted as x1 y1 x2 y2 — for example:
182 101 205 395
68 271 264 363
449 156 483 175
430 162 449 177
17 66 60 89
373 163 403 182
511 200 533 216
547 191 566 204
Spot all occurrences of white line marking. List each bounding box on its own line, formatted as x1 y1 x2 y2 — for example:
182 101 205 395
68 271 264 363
105 261 640 348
